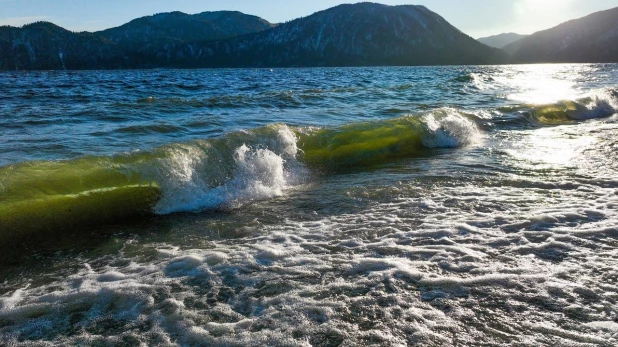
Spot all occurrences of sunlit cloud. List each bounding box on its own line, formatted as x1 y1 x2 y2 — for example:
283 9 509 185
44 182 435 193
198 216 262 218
0 15 50 27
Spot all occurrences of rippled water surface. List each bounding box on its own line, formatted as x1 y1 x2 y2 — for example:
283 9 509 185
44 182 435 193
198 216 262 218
1 65 618 346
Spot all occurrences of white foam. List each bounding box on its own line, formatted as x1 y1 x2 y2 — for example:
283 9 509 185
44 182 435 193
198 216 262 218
164 255 207 277
203 251 229 265
2 112 618 346
524 322 608 344
97 271 128 282
575 89 618 120
420 273 546 287
154 125 306 214
586 321 618 332
421 109 482 148
0 288 26 311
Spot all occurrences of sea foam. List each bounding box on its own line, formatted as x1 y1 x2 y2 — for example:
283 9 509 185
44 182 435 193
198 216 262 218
421 109 482 148
154 125 305 214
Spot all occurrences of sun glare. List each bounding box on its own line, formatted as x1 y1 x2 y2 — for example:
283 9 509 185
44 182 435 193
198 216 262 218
500 65 581 105
506 127 596 169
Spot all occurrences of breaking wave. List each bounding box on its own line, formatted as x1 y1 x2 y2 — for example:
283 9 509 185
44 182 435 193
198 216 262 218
2 90 615 245
0 112 482 243
497 89 618 126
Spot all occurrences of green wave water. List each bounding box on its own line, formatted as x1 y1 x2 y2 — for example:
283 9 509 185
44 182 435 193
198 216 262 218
0 110 478 243
2 65 618 346
1 95 616 246
497 94 618 126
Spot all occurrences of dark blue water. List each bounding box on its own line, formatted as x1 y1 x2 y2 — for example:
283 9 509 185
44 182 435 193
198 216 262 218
2 65 615 165
1 64 618 346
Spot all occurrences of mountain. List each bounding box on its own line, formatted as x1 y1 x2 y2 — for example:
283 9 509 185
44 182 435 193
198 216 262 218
0 3 508 70
160 3 508 67
0 11 272 70
477 32 527 49
97 11 272 52
0 22 125 70
505 6 618 63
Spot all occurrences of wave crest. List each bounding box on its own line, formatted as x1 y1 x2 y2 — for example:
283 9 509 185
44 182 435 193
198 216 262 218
498 89 618 126
153 125 304 214
421 110 482 148
298 109 482 170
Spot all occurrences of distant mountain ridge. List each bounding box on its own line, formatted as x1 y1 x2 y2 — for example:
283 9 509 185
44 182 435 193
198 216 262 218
0 3 507 70
0 22 123 70
97 11 272 51
1 3 618 70
477 33 527 49
159 3 508 67
504 6 618 63
0 10 273 70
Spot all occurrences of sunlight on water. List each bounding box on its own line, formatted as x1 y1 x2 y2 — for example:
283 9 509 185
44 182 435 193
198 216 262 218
1 65 618 346
506 126 597 169
504 65 580 104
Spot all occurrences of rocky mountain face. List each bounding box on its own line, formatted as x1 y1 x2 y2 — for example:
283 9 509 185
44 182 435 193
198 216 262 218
162 3 508 67
477 33 527 49
505 6 618 63
0 22 123 70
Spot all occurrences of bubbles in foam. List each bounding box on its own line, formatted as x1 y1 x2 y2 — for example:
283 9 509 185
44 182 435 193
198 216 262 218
421 109 482 148
228 145 287 205
276 126 300 157
154 144 214 214
4 63 618 346
578 88 618 120
154 124 306 214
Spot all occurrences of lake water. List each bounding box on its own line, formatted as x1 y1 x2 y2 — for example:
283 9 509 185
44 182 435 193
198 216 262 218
1 65 617 346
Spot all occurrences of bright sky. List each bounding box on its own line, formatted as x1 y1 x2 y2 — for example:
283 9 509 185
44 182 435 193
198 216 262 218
0 0 616 38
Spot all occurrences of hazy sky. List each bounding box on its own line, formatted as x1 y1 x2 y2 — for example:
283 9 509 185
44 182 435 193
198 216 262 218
0 0 616 38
